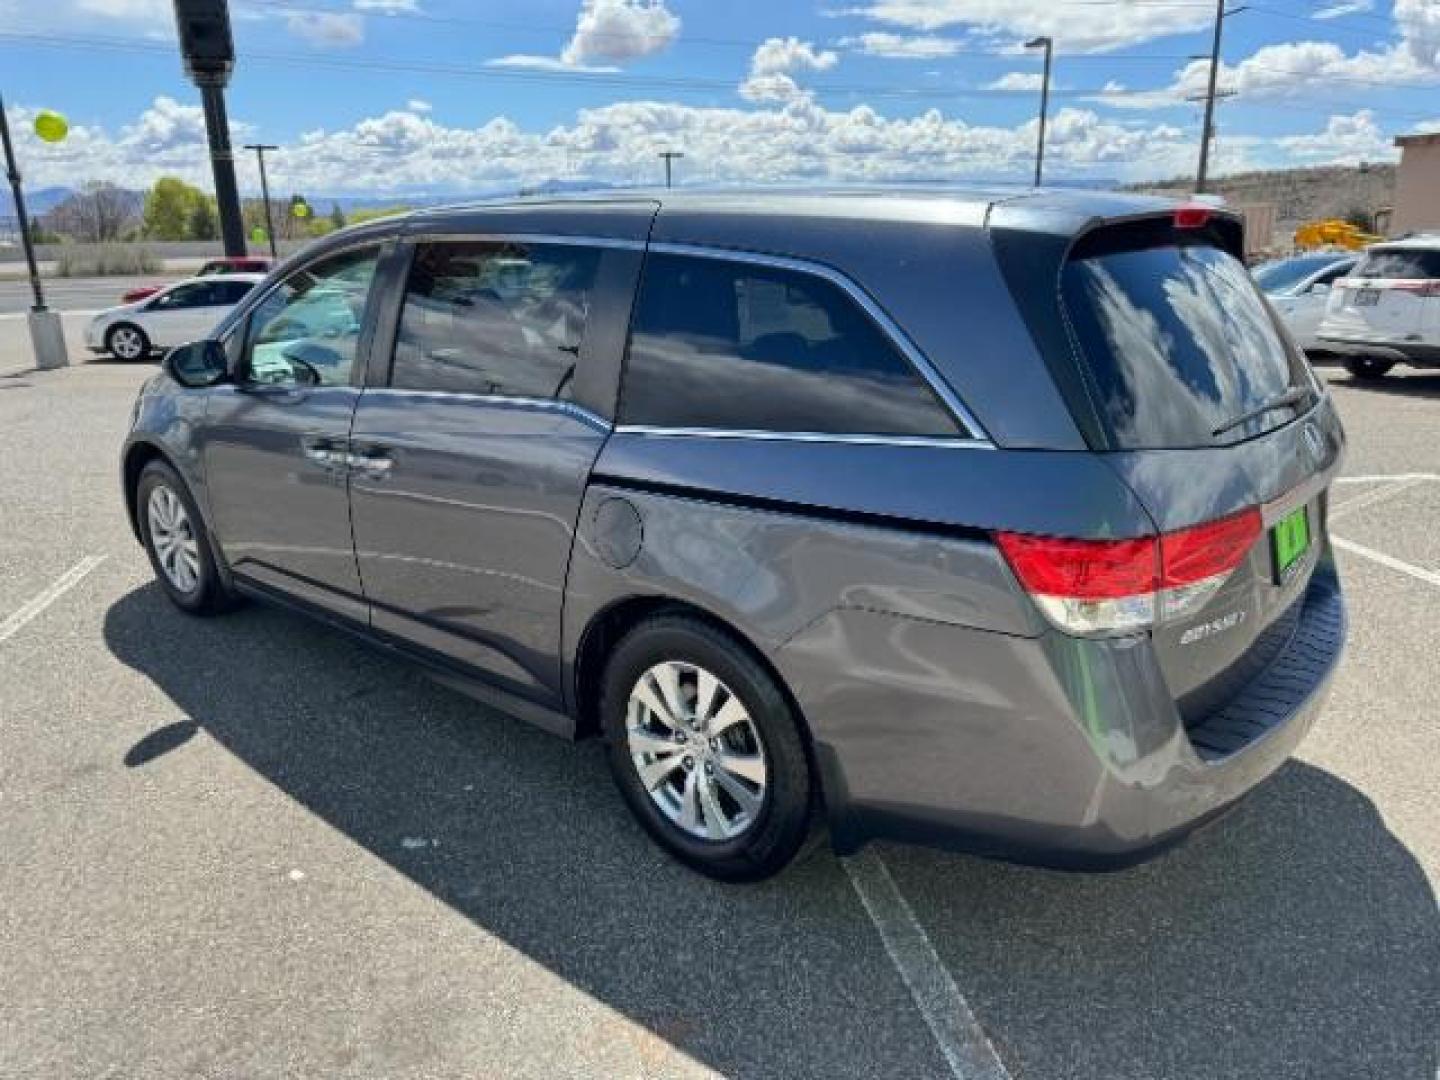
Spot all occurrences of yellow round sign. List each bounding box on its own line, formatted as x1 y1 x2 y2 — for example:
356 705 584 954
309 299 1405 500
33 110 69 144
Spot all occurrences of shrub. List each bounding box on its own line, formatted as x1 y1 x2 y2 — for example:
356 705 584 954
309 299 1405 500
55 245 163 277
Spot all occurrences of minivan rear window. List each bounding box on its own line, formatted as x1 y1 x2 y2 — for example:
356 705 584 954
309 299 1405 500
1354 248 1440 279
1061 237 1311 449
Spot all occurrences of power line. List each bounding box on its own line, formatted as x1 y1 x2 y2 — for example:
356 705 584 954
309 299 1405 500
1 28 1435 122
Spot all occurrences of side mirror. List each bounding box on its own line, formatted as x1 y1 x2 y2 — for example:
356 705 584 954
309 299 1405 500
163 340 230 389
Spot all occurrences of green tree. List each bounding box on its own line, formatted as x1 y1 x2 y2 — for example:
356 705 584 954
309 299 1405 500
329 202 347 231
187 198 218 241
143 176 206 240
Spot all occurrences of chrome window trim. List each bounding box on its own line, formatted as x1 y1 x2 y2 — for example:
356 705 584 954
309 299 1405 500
363 387 612 432
612 425 992 450
404 232 646 251
642 241 993 444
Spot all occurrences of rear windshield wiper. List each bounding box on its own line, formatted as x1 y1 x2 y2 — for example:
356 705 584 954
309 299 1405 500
1211 386 1312 438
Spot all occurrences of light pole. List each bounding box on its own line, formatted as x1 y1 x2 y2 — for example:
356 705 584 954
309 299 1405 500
0 93 67 369
658 150 684 188
244 143 278 256
1195 0 1245 192
173 0 246 255
1025 36 1053 187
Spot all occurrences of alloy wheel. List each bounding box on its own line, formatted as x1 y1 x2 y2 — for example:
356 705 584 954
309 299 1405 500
626 660 769 841
111 327 144 360
147 484 202 594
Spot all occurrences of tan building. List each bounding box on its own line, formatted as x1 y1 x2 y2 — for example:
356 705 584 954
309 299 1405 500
1392 131 1440 235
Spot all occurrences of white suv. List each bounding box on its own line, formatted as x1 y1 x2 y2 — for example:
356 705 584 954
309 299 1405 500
1318 237 1440 379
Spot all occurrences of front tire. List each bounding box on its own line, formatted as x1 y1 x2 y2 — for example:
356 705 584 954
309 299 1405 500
106 323 150 361
136 461 236 615
1344 356 1394 380
602 615 813 881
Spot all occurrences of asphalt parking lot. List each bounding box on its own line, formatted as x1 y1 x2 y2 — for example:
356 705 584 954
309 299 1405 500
1 330 1436 1078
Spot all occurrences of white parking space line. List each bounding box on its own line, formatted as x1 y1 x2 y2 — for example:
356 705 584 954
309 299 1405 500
1332 537 1440 589
842 849 1012 1080
0 556 107 645
1330 477 1431 521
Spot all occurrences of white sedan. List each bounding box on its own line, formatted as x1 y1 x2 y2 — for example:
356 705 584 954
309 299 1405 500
1253 253 1356 356
86 273 265 360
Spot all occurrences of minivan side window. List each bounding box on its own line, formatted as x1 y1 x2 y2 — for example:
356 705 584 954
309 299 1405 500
620 253 961 437
389 241 601 400
243 245 380 387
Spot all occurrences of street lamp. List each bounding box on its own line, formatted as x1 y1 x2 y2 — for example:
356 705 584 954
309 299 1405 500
0 93 68 369
1025 36 1053 187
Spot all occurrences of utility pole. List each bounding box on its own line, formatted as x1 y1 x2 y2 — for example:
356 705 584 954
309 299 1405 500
173 0 246 255
0 92 67 368
1195 0 1245 193
658 150 684 188
1025 36 1053 187
244 143 278 256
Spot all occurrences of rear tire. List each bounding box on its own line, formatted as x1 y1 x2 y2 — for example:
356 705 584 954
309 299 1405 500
1344 357 1394 380
106 323 150 361
136 461 237 616
602 615 812 882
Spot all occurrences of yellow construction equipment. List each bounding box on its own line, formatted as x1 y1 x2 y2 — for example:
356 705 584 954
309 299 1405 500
1294 219 1384 250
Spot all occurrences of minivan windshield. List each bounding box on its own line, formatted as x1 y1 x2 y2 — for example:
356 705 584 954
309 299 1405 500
1062 238 1312 449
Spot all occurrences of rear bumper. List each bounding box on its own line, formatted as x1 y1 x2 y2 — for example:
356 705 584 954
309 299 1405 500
777 563 1346 870
1317 334 1440 366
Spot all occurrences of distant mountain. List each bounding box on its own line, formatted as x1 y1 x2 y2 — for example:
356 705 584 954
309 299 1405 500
1128 164 1397 231
0 186 77 217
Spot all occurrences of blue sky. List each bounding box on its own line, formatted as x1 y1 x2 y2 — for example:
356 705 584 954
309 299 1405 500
1 0 1437 196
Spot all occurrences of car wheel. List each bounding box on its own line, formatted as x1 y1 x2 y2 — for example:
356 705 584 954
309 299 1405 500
136 461 237 615
1344 357 1394 380
602 614 813 881
106 323 150 361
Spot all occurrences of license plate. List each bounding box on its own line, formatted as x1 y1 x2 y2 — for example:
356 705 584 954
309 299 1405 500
1354 288 1381 307
1271 506 1311 583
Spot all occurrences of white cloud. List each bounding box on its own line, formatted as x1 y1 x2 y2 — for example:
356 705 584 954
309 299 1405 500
1094 38 1440 109
846 0 1212 53
287 12 364 47
354 0 421 11
407 99 432 113
841 31 962 59
1397 0 1440 66
740 37 838 101
1277 109 1396 163
1314 0 1373 19
5 93 1208 195
486 54 620 73
560 0 680 66
986 71 1044 91
750 36 840 76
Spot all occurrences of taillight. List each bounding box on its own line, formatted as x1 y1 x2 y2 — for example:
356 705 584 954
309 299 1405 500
996 508 1261 636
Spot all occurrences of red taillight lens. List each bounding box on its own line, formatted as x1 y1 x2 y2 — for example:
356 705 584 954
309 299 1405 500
1159 508 1261 588
993 532 1157 600
996 507 1261 636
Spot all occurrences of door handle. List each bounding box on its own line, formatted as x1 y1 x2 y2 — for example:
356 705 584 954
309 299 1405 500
300 435 347 469
347 444 394 476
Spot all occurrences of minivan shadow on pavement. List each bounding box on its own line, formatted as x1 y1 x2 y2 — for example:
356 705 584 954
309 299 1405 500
104 584 1439 1080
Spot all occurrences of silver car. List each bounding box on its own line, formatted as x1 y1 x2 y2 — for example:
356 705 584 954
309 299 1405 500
121 190 1347 880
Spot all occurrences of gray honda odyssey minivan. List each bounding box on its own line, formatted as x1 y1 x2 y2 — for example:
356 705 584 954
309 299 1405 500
122 189 1347 880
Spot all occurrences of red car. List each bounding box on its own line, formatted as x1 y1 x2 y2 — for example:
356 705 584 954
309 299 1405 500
120 256 274 304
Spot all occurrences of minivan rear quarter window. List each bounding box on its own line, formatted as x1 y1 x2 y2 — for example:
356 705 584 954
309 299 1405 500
621 253 961 437
1061 229 1311 449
